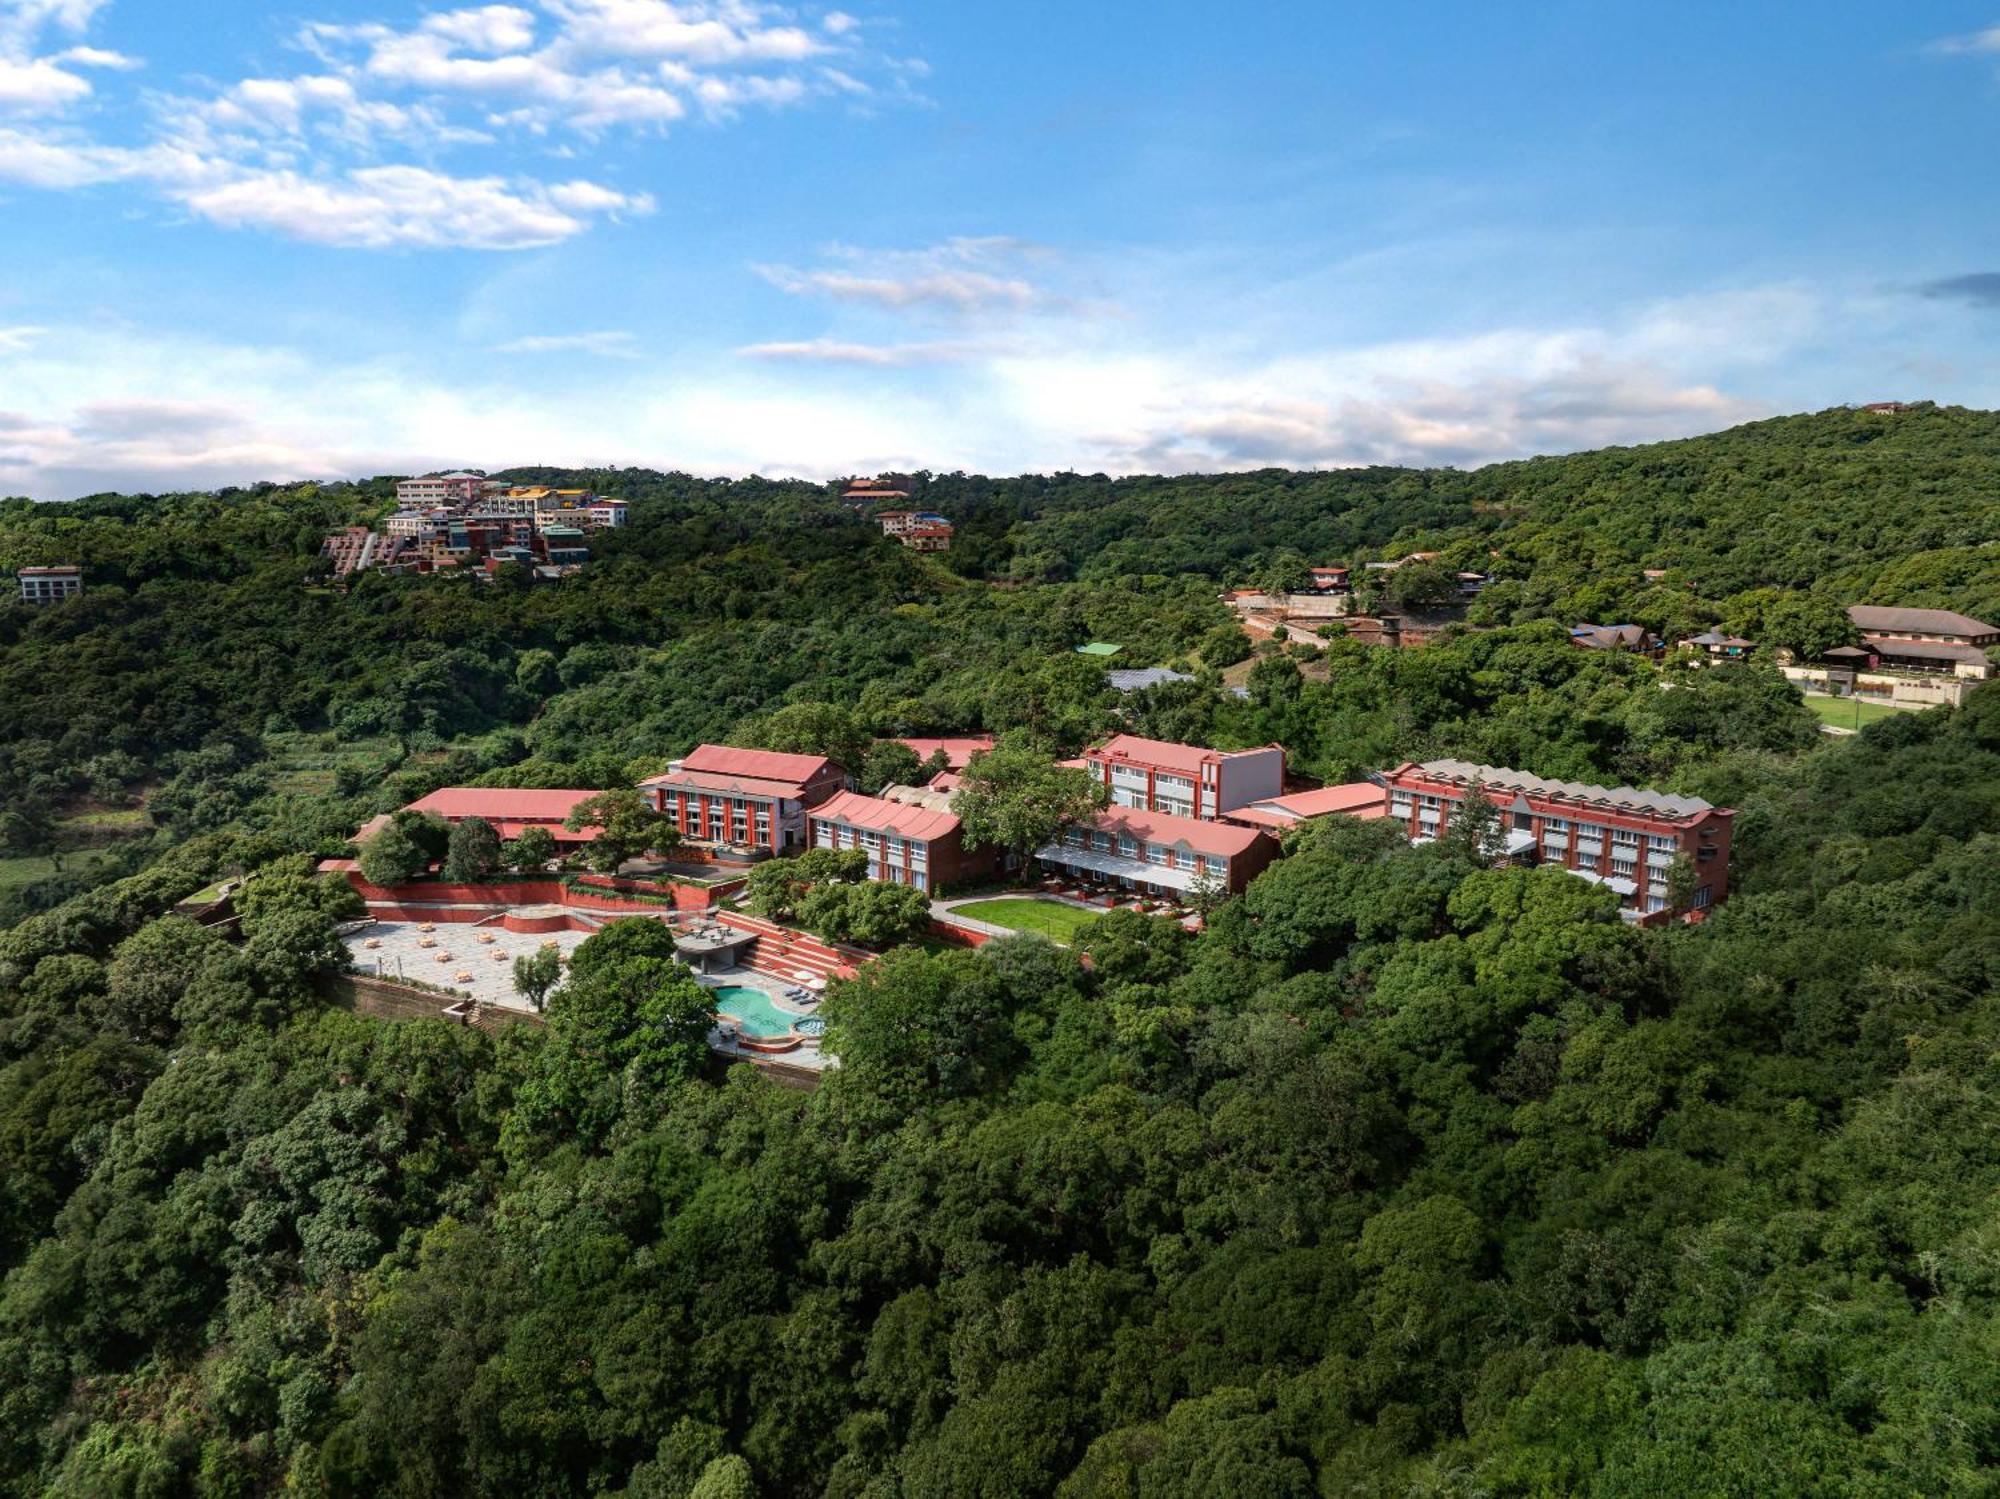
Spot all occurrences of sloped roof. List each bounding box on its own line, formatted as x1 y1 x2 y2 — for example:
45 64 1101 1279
812 789 960 842
679 744 840 783
1861 636 1991 666
1231 782 1388 827
894 736 995 769
1087 806 1271 858
1849 605 1998 638
1406 760 1719 820
400 787 602 841
1089 733 1282 774
1107 668 1195 692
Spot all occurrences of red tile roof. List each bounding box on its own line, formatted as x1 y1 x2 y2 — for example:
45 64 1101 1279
895 735 996 770
1089 806 1271 859
640 744 842 791
1229 782 1388 828
401 787 603 841
1088 734 1278 776
813 789 961 843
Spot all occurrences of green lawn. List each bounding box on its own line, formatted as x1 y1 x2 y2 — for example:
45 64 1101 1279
1801 695 1917 731
949 897 1105 943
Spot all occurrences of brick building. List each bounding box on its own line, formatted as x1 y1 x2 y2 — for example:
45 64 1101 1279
1036 807 1279 897
1382 759 1734 923
809 784 1000 893
360 787 605 849
642 745 848 853
1076 734 1286 822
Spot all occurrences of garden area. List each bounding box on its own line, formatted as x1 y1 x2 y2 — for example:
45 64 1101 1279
1799 694 1924 731
947 896 1106 943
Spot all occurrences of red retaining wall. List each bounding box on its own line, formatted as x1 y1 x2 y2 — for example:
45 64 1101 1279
340 871 723 914
927 918 993 949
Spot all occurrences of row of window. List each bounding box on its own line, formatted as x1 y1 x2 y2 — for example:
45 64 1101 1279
1059 827 1227 875
813 821 930 865
1392 792 1684 857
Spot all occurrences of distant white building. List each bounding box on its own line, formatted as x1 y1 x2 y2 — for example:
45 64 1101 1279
17 565 82 605
394 472 486 507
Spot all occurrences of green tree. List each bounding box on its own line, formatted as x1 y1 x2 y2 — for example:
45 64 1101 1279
507 824 558 871
950 746 1107 871
358 820 429 886
859 740 922 795
441 816 501 882
754 701 871 776
512 945 563 1013
565 788 671 873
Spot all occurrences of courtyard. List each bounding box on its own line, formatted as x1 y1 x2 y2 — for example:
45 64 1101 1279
342 916 598 1014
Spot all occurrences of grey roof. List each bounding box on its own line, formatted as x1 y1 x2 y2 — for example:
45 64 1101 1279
1861 636 1991 665
1107 667 1195 692
1417 759 1716 820
1847 605 1998 638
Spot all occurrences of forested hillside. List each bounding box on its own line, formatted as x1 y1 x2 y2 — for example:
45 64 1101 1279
0 405 1996 1494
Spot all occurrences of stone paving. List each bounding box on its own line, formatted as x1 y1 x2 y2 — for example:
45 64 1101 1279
343 918 596 1014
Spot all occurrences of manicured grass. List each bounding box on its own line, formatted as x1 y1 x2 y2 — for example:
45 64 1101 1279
949 897 1104 943
1800 695 1916 731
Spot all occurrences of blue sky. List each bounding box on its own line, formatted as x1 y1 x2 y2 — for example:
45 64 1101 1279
0 0 1997 498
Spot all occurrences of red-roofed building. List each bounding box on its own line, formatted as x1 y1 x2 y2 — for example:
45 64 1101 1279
1037 806 1279 897
1079 734 1286 821
894 735 996 771
400 787 604 845
1224 781 1389 832
642 745 849 853
809 785 999 892
1382 760 1734 924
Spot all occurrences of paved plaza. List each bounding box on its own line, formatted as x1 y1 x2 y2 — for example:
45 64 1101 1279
342 917 596 1014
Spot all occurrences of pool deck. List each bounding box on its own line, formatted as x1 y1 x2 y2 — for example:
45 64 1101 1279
696 964 834 1070
339 920 836 1068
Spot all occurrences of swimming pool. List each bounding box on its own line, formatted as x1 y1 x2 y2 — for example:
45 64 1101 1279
712 985 801 1039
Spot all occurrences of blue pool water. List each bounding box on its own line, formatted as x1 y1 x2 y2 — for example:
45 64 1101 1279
712 985 799 1039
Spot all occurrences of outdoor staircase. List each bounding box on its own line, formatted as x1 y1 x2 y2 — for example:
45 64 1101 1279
717 911 869 982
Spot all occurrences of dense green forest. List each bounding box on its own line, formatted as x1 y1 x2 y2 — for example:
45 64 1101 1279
0 404 1996 1494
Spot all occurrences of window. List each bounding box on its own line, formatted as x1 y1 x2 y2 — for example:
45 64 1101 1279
1146 844 1169 865
1390 793 1414 815
1693 886 1711 909
912 870 928 892
1611 856 1638 879
1646 892 1668 913
1113 788 1144 809
909 842 927 866
1543 816 1569 832
1118 835 1138 856
1093 831 1114 853
1204 855 1228 875
1611 828 1640 847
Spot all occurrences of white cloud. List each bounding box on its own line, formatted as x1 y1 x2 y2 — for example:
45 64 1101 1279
0 284 1832 502
0 0 903 247
492 329 641 356
736 337 981 365
1932 24 2000 54
0 324 43 353
0 54 88 110
759 238 1054 313
180 164 651 249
